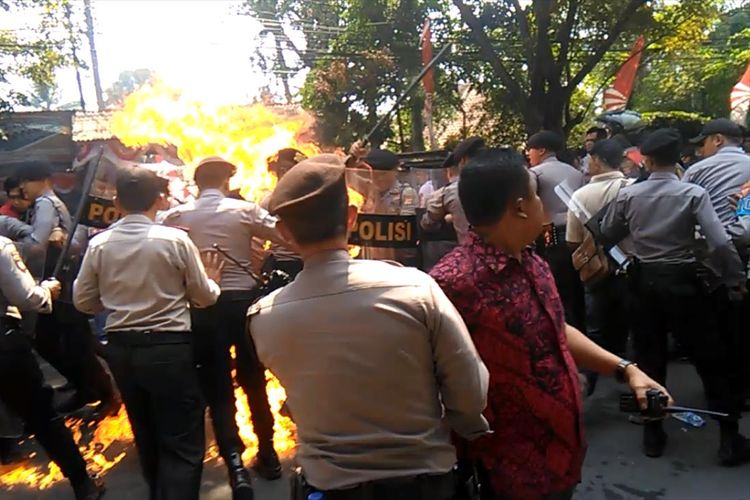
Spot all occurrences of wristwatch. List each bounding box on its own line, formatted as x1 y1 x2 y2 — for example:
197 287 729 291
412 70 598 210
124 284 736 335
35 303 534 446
615 359 636 383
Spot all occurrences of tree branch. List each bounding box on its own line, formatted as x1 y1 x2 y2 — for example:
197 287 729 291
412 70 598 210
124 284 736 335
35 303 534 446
556 0 579 74
567 0 646 90
452 0 527 113
506 0 534 62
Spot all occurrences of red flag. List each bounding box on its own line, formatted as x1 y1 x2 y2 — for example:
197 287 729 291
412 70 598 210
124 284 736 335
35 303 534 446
421 19 434 95
604 35 645 112
730 60 750 125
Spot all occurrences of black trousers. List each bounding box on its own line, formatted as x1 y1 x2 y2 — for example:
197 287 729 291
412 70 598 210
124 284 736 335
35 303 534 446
629 264 743 419
537 243 586 331
584 274 629 355
106 333 205 500
191 290 275 460
0 327 88 484
35 302 113 403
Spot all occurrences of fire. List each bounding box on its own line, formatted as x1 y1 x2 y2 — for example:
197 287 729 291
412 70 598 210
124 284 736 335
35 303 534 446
110 80 320 203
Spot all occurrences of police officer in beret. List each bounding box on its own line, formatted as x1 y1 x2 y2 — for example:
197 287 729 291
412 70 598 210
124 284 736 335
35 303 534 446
600 129 750 464
163 157 287 495
527 131 586 331
248 154 489 500
17 162 117 416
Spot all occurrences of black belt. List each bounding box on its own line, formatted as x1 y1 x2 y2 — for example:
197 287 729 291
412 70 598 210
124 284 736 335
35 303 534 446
107 331 191 345
318 471 456 500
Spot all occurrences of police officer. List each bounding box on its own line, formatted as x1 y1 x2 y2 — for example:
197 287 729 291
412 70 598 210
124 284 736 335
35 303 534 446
162 157 285 495
527 131 586 330
0 238 103 499
600 129 750 464
360 149 418 264
74 166 224 500
17 162 116 416
421 136 485 245
248 154 489 500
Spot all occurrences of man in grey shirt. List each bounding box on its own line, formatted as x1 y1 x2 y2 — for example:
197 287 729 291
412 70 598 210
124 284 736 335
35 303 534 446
600 129 750 464
249 154 489 498
528 130 586 330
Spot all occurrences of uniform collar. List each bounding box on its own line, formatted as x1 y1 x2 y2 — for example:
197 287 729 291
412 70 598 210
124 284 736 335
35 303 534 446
538 155 557 166
648 171 679 181
303 248 351 268
589 171 625 183
199 189 225 199
715 145 745 156
465 231 531 274
119 214 155 225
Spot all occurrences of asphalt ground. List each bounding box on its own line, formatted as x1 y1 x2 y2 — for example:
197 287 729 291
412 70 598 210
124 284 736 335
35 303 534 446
1 362 749 500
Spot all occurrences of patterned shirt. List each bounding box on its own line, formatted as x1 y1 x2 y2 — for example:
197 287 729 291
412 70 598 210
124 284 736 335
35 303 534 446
430 232 585 499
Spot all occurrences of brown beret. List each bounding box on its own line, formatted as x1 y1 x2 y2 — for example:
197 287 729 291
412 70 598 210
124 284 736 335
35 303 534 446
268 154 346 215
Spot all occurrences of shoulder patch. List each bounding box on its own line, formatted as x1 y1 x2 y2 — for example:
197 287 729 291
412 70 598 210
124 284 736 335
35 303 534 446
10 246 27 272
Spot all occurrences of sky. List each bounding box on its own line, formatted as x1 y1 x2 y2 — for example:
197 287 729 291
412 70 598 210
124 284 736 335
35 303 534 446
3 0 307 108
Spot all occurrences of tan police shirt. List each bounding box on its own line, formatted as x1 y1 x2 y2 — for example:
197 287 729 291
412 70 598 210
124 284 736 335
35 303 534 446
421 182 470 244
162 189 286 290
0 236 52 319
249 249 489 490
73 214 221 332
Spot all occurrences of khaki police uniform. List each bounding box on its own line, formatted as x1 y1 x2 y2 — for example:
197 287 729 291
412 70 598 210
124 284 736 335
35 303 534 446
74 211 221 500
251 155 489 499
0 237 97 494
162 187 284 473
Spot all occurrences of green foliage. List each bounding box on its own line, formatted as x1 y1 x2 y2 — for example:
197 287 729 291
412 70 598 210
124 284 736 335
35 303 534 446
105 69 155 107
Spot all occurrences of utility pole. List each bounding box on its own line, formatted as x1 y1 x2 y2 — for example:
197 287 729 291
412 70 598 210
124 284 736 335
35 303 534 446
83 0 104 110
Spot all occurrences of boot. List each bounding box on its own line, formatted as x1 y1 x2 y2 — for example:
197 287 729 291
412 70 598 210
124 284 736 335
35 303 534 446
643 420 667 458
719 427 750 466
226 451 254 500
71 475 105 500
251 445 282 481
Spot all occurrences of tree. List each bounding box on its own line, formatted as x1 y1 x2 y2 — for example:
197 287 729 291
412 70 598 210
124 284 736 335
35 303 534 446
28 80 60 110
450 0 725 137
105 69 156 107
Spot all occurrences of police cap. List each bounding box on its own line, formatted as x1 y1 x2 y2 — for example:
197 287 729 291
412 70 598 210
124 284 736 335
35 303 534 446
527 131 565 152
17 161 53 182
453 136 486 162
268 154 346 216
194 156 237 180
364 149 400 171
268 148 307 172
690 118 743 144
640 128 682 161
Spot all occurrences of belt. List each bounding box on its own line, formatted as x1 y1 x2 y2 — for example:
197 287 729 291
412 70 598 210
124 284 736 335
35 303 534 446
319 471 456 500
107 331 191 345
217 289 261 301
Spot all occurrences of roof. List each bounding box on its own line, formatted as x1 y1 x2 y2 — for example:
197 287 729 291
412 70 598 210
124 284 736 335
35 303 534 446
72 111 116 142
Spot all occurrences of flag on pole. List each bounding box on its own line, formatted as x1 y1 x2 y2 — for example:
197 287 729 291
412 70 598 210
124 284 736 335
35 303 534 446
421 19 434 95
730 61 750 125
604 35 645 112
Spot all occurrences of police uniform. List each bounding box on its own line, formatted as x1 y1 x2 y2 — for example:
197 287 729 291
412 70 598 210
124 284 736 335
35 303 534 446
74 167 222 500
162 157 284 487
249 154 489 500
528 131 586 330
600 129 750 462
0 237 102 499
18 165 115 415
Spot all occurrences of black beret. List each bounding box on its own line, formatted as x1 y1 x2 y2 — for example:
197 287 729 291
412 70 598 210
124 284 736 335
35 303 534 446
18 161 53 182
641 128 682 157
527 131 565 152
690 118 743 144
116 166 163 199
268 154 346 215
364 149 400 171
441 153 457 169
194 156 237 179
453 136 486 162
268 148 307 171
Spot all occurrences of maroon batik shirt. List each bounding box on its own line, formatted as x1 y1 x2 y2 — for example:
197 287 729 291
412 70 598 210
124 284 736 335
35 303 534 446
430 231 585 499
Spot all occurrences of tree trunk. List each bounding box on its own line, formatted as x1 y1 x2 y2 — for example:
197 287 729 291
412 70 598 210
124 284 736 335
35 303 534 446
274 38 293 104
83 0 104 111
410 94 425 152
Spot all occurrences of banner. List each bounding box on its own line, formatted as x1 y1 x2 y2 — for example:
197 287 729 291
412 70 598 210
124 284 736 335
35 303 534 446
730 60 750 125
604 35 645 112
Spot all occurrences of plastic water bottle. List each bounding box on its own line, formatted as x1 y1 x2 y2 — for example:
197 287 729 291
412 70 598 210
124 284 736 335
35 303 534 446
307 492 324 500
672 411 706 428
737 194 750 216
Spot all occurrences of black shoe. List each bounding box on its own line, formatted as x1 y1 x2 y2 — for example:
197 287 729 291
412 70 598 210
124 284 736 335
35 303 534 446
719 433 750 466
251 449 282 481
226 452 254 500
72 475 105 500
56 392 90 415
92 395 122 420
643 422 667 458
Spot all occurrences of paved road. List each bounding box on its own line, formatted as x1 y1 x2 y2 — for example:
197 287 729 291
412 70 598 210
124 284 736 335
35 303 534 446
2 362 749 500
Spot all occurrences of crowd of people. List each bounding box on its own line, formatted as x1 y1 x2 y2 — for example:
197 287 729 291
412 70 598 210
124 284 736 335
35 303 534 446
0 113 748 500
